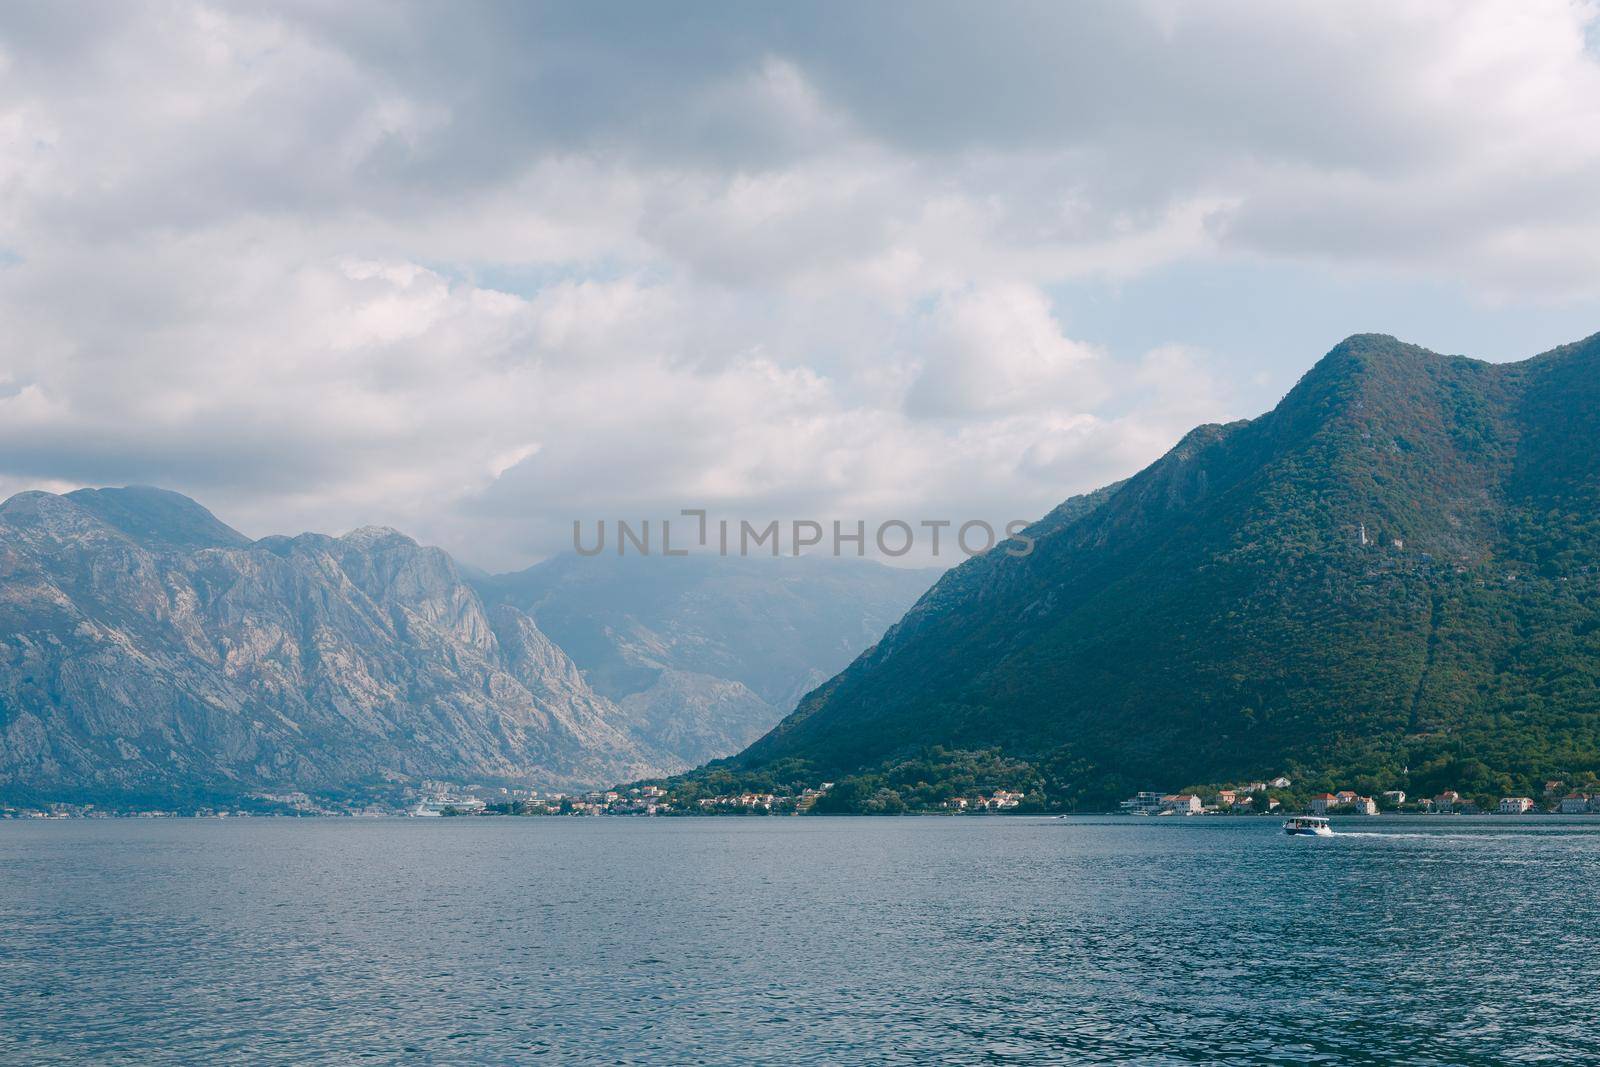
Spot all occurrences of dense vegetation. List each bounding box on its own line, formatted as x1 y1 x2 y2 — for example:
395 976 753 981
667 334 1600 811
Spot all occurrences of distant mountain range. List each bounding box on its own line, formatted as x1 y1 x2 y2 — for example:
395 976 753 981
702 333 1600 808
473 554 936 767
0 487 935 806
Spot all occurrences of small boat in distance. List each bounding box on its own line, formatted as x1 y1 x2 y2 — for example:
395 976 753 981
1282 815 1333 837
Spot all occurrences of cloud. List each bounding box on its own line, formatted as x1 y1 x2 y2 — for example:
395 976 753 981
1 1 1598 568
905 284 1105 418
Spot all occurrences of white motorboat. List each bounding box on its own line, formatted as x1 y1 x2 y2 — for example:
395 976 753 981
1282 815 1333 836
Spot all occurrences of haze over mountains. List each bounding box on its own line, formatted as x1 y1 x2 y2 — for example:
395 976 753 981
474 555 935 766
709 333 1600 807
0 488 934 806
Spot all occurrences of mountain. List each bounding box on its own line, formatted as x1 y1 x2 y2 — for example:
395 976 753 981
0 488 667 805
701 333 1600 808
473 554 939 766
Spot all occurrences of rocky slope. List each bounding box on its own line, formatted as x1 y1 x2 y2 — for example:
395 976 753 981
0 488 666 803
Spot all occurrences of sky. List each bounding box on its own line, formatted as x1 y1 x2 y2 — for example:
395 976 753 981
3 0 1600 570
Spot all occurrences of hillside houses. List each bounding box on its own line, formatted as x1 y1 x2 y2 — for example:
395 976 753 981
1113 776 1408 818
401 772 1600 822
1118 779 1292 816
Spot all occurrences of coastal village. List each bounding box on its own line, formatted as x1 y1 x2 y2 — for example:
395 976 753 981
0 779 1034 819
407 781 1030 817
1118 777 1600 817
9 776 1600 819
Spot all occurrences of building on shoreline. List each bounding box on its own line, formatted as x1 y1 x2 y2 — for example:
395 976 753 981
1161 794 1202 815
1120 791 1164 815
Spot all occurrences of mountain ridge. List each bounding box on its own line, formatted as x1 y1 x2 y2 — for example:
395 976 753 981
0 489 671 803
696 332 1600 808
0 488 937 806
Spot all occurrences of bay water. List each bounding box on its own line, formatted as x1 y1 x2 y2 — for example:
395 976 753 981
1 816 1595 1064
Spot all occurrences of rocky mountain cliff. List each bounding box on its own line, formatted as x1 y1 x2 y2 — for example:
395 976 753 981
0 488 665 804
706 333 1600 807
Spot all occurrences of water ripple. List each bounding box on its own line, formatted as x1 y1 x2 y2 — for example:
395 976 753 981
1 816 1595 1064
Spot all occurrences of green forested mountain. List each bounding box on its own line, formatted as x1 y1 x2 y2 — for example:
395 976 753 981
696 333 1600 808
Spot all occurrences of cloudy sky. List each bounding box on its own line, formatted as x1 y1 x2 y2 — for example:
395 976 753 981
4 1 1600 569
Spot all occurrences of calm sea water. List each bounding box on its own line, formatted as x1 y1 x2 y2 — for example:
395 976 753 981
1 815 1596 1065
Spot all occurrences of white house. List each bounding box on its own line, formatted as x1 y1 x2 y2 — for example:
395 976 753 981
1559 794 1589 814
1270 776 1292 789
1498 797 1534 814
1161 794 1202 815
1308 793 1337 815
